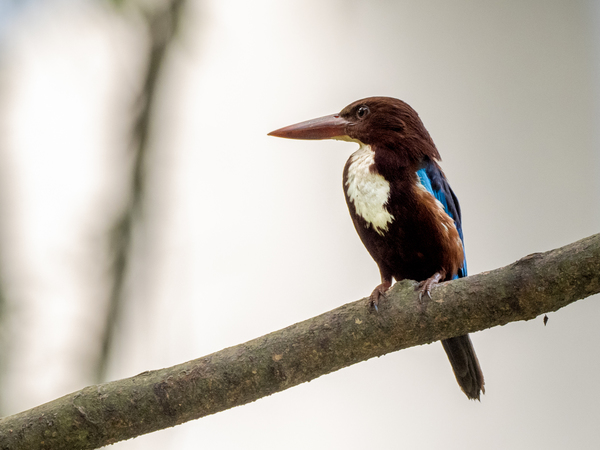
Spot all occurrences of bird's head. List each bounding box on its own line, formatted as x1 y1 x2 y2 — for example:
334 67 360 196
269 97 440 167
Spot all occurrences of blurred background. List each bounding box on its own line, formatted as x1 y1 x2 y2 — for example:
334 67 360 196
0 0 599 449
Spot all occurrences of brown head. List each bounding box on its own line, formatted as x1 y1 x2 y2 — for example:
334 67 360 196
268 97 441 167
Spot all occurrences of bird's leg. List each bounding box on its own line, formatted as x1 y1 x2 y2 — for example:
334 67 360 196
417 269 446 300
368 269 393 311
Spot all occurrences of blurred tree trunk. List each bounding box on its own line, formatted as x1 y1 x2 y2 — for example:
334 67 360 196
0 277 4 414
1 232 599 450
97 0 186 381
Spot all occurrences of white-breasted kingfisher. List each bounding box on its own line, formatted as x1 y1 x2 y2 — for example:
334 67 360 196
268 97 485 400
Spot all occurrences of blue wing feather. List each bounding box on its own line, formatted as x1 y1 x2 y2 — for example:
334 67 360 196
417 163 467 279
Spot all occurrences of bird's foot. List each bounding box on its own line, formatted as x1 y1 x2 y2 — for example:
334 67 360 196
416 271 444 301
368 281 392 312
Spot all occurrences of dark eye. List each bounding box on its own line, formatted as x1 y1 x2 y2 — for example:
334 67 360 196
356 105 370 119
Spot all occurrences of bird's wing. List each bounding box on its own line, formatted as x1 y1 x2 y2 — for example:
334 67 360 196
417 162 467 278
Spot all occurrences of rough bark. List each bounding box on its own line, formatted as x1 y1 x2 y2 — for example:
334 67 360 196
1 233 599 450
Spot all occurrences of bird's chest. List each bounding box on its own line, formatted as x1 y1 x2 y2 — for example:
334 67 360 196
343 145 394 236
343 150 463 279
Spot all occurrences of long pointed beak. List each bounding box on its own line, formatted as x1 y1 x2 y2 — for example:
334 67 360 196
268 114 350 140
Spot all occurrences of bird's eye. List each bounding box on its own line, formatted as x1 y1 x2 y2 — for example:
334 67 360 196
356 105 370 120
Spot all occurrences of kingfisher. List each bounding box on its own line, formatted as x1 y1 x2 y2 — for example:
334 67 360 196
268 97 484 400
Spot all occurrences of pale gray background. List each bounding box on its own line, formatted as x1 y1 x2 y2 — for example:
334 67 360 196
0 1 599 449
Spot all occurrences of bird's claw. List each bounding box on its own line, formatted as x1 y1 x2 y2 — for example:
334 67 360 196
367 290 383 311
368 281 392 311
418 289 432 301
416 271 444 303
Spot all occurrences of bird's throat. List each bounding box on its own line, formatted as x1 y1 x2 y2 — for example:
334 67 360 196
344 144 395 235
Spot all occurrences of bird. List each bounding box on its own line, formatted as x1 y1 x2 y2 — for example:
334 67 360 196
268 96 484 400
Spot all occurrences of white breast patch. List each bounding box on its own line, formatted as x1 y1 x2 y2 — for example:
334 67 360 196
345 144 394 235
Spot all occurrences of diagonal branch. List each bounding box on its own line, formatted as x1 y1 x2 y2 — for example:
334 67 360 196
1 233 599 450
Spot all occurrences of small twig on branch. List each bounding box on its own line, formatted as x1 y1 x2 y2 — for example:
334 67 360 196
1 233 599 450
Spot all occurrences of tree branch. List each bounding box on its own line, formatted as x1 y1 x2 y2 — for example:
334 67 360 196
1 233 599 450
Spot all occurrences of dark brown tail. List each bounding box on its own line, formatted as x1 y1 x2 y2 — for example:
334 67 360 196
441 334 485 400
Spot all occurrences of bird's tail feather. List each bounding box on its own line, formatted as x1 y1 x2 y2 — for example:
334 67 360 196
441 334 485 400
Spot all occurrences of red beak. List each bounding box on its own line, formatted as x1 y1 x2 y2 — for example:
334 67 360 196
268 114 350 140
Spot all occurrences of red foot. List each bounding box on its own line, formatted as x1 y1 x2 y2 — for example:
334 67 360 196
416 271 445 300
369 280 392 311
